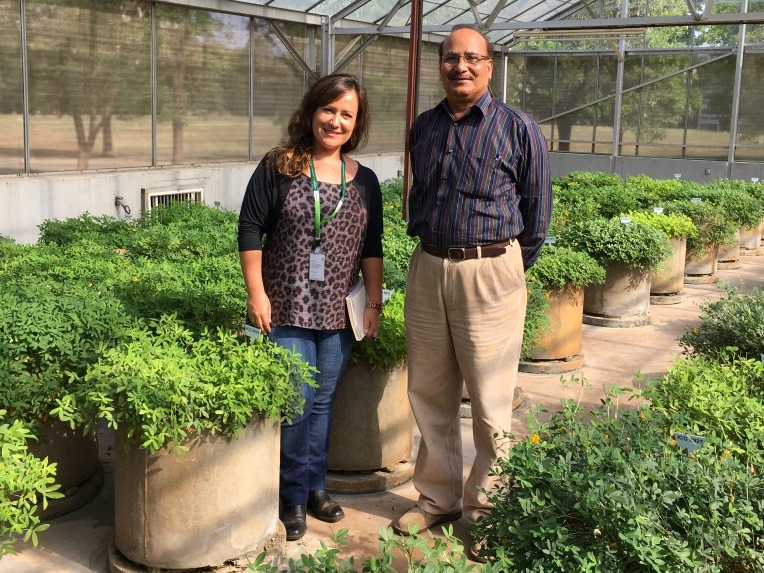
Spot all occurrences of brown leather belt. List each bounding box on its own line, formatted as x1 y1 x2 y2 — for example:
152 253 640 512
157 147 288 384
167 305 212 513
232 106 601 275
421 239 514 261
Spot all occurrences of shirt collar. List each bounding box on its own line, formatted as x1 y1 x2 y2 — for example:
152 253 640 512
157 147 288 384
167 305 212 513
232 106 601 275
437 90 493 121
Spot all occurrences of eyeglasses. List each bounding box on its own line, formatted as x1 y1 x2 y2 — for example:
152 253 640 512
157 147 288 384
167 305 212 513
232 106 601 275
441 52 492 66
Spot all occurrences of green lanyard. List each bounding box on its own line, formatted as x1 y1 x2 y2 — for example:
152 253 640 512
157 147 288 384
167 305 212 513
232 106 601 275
309 157 346 248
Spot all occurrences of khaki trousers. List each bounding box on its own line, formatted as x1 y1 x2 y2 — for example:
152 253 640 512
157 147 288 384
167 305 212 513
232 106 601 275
404 241 527 521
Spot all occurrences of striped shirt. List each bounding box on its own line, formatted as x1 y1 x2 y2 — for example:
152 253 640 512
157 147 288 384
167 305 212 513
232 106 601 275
407 91 553 268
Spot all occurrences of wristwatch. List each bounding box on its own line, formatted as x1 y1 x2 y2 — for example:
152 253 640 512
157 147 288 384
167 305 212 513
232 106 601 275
365 299 383 311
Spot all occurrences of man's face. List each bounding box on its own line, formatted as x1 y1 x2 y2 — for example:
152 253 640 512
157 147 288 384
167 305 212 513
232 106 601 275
439 28 493 107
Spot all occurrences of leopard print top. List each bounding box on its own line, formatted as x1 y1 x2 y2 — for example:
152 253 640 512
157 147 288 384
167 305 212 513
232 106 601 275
262 174 367 330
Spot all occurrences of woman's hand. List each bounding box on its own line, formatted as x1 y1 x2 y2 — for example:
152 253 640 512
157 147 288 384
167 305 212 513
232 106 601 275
247 290 272 335
363 306 381 339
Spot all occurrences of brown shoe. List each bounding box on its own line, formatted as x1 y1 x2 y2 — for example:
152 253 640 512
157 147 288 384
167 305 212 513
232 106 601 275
392 506 462 536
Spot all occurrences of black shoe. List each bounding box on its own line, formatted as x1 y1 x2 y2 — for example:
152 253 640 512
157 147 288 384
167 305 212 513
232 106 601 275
307 489 345 523
280 504 307 541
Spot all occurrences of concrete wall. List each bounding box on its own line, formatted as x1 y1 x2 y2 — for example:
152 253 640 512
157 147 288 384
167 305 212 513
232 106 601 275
3 151 763 244
0 154 404 244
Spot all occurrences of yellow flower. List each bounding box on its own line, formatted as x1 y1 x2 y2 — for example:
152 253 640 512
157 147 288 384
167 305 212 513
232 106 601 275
132 275 139 282
603 434 609 439
639 413 647 421
671 439 677 446
722 450 731 458
530 433 540 445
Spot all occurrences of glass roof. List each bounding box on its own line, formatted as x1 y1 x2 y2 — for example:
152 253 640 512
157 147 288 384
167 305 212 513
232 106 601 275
235 0 763 47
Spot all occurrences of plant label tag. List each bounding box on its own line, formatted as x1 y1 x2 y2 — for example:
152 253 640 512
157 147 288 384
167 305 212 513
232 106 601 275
309 252 325 281
382 288 392 303
691 197 702 203
653 207 664 214
674 432 705 454
544 236 556 244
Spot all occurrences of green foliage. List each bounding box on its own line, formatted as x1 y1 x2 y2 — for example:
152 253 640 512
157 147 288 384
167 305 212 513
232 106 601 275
557 218 673 271
349 291 407 371
646 354 764 469
623 210 697 240
37 213 134 249
703 181 764 229
527 245 606 290
623 174 685 208
553 171 624 190
679 285 764 362
126 218 238 261
472 381 764 572
65 315 315 454
663 199 737 256
548 184 601 236
0 279 131 432
115 254 245 335
379 178 419 292
135 201 237 229
0 411 63 558
248 525 500 572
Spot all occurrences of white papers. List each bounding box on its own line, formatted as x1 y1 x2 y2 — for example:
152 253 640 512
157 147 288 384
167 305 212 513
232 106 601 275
345 278 392 341
346 279 368 341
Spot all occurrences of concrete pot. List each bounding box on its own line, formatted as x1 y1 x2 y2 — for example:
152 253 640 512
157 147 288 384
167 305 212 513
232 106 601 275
740 220 763 250
584 261 651 326
650 237 686 295
717 228 741 264
27 417 101 520
328 361 413 472
113 416 281 570
527 285 584 360
685 244 719 276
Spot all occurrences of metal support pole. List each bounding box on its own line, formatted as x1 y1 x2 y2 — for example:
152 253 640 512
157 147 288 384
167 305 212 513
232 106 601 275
20 0 30 173
151 3 157 167
727 0 748 172
402 0 423 220
611 0 629 169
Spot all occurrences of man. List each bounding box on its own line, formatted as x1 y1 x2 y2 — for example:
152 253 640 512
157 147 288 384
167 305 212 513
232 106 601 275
392 24 552 561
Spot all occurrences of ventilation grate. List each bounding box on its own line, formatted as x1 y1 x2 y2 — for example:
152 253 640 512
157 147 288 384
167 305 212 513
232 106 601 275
141 187 204 212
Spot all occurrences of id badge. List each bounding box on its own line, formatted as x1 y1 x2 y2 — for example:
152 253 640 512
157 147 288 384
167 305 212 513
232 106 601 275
309 250 326 281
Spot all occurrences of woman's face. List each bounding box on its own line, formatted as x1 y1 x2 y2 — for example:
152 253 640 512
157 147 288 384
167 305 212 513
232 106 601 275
311 89 359 155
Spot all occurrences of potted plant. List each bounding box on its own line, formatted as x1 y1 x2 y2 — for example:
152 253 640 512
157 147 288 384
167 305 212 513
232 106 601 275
327 291 414 491
0 411 63 557
663 199 737 283
622 210 696 304
558 218 672 327
520 245 605 373
704 185 764 268
0 262 130 519
64 314 314 570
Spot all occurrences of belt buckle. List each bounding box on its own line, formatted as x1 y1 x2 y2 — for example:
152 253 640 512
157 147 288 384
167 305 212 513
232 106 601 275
447 247 466 260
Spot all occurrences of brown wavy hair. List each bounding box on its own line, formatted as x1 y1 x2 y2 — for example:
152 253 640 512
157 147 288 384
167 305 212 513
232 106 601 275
270 73 370 178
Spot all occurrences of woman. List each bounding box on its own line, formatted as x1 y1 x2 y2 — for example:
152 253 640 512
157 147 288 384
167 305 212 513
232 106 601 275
237 74 384 541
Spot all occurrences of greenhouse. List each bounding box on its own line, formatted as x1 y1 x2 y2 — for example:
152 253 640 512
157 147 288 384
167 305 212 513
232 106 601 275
1 0 764 241
3 0 764 571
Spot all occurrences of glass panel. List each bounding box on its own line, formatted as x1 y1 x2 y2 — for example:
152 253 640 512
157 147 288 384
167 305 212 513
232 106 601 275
418 42 444 111
26 0 152 172
252 19 309 157
0 0 23 175
335 35 360 78
361 35 409 153
736 50 764 161
156 7 249 166
686 54 733 159
619 54 692 157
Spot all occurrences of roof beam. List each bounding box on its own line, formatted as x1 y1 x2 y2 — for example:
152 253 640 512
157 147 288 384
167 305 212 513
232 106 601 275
334 12 764 35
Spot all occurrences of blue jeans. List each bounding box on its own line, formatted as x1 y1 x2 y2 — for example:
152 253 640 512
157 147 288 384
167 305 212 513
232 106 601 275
267 325 353 507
